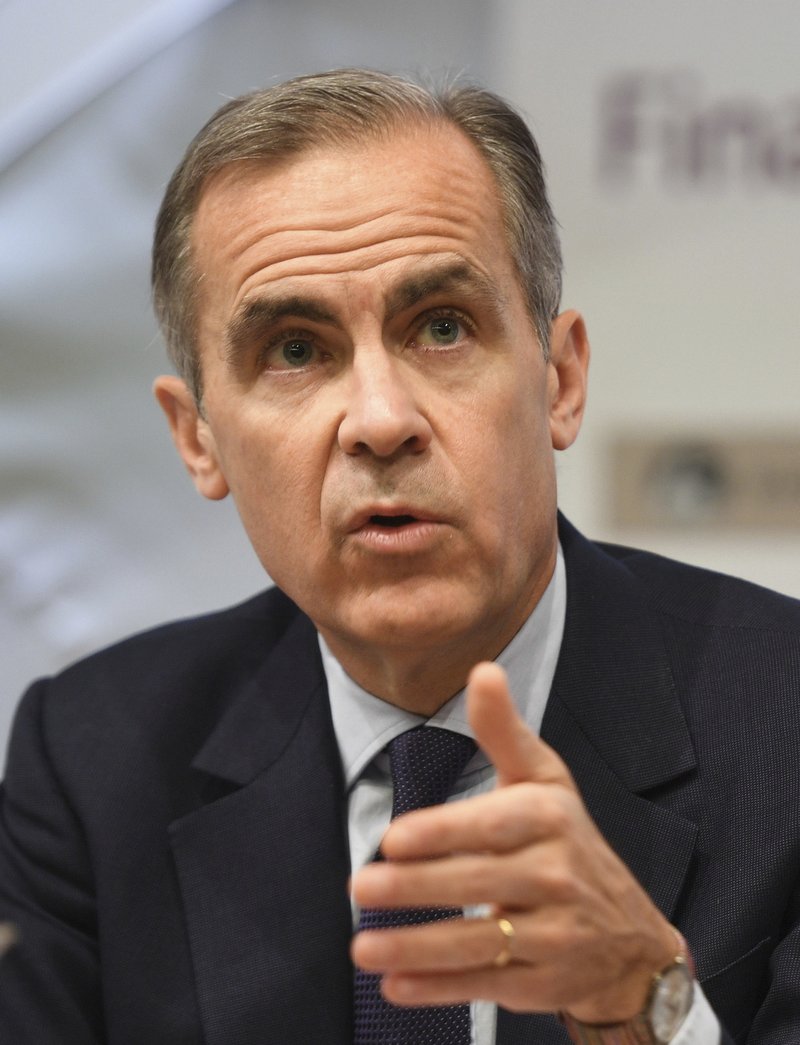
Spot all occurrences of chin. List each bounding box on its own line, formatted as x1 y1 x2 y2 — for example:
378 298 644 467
336 590 493 651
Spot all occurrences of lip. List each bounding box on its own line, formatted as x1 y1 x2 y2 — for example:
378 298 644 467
346 504 441 532
344 504 449 553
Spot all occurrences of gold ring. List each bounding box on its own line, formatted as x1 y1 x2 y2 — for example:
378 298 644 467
492 916 516 968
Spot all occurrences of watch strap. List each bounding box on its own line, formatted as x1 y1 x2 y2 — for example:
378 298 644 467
560 1010 658 1044
559 929 695 1045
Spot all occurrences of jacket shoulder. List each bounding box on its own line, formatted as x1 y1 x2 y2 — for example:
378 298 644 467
16 587 310 766
596 538 800 632
56 585 301 681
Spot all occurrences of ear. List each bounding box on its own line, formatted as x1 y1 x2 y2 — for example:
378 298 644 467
547 309 590 451
153 375 229 500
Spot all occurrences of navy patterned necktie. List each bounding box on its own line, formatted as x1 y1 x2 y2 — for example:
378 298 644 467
353 726 477 1044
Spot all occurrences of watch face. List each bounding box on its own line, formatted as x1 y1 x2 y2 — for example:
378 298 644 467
650 961 694 1042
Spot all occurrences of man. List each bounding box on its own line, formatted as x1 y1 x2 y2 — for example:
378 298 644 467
1 69 798 1045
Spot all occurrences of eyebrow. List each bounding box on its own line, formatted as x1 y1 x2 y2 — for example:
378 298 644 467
384 261 507 322
224 295 337 369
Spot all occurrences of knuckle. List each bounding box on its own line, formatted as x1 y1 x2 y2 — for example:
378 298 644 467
538 861 580 903
532 848 584 898
504 852 575 906
536 790 574 835
481 785 540 848
482 809 525 850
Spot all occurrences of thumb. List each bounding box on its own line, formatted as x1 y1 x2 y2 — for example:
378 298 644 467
467 661 573 789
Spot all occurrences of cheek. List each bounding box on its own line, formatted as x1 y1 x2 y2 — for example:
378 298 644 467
470 379 556 536
467 368 552 472
228 459 329 593
211 415 323 536
238 451 320 527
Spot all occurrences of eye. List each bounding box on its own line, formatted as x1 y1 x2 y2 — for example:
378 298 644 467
284 340 315 365
414 312 471 350
281 338 315 366
261 334 320 371
427 317 461 344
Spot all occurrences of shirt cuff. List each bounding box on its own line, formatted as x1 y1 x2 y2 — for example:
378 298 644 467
670 981 720 1045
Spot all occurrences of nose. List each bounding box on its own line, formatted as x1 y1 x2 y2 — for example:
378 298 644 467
337 348 433 457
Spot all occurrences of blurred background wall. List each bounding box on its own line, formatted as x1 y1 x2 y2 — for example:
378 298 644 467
2 0 799 753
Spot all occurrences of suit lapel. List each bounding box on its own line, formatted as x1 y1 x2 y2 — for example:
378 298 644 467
498 520 700 1044
547 517 699 912
169 611 353 1045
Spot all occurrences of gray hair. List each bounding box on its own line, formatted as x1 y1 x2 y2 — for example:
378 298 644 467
152 68 562 400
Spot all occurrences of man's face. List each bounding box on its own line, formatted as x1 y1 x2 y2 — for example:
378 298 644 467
156 121 588 702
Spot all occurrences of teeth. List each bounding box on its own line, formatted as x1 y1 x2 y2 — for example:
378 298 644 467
371 514 416 528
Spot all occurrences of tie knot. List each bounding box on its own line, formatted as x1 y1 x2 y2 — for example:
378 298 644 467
388 727 477 818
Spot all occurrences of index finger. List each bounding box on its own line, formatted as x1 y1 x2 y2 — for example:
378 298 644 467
467 662 573 789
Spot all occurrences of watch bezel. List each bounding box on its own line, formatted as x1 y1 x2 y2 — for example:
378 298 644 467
649 955 694 1042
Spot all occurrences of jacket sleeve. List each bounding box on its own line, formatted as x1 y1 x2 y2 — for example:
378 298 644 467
0 680 103 1045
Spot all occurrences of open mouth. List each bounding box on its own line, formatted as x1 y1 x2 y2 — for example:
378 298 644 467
369 514 417 528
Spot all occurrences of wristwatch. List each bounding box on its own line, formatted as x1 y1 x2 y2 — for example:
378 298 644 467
560 933 695 1044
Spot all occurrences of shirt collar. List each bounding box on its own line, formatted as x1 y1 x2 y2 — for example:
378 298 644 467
320 544 566 788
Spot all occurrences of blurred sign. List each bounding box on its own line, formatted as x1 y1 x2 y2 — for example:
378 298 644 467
610 432 800 529
598 70 800 191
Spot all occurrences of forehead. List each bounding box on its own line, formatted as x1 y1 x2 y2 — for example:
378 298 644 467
191 121 517 331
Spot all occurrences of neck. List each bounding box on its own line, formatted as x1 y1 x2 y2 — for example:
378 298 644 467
319 641 477 716
318 566 555 716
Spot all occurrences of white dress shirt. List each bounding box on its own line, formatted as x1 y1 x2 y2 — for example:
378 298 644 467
320 547 719 1044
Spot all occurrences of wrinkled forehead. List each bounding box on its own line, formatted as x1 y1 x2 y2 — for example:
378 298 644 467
191 115 506 243
196 124 508 267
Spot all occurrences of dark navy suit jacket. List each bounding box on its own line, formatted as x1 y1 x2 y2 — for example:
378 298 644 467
1 517 799 1044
